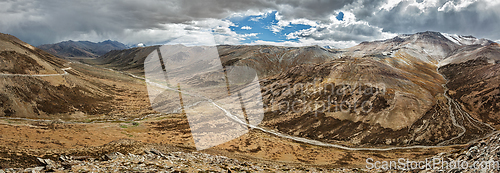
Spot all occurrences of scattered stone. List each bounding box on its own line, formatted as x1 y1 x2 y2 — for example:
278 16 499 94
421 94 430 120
3 149 365 172
37 158 60 170
102 152 124 161
72 156 90 161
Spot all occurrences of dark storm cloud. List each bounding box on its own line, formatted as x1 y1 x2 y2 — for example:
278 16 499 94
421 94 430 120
297 24 386 42
273 0 358 21
341 0 389 19
0 0 498 46
0 0 368 46
0 0 278 45
353 0 500 41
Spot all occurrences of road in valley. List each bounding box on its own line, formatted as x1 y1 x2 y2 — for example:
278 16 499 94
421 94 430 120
436 67 495 146
0 67 72 77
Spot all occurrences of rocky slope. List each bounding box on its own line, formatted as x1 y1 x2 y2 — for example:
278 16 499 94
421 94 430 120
85 46 160 75
217 45 339 77
259 31 496 147
429 131 500 172
0 33 151 120
0 139 366 173
439 43 500 129
37 40 128 58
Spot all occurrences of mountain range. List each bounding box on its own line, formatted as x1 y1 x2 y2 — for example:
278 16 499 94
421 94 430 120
260 31 499 147
85 31 500 147
1 31 500 170
37 40 128 58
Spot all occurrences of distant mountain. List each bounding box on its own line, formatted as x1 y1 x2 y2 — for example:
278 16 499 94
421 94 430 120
88 44 340 77
322 45 336 49
84 45 160 75
37 40 128 58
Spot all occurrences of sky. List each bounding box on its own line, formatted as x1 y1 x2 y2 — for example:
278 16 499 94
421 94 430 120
0 0 499 48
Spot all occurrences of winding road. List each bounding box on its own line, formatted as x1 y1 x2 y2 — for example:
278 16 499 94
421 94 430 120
438 85 467 145
436 67 495 146
0 67 72 77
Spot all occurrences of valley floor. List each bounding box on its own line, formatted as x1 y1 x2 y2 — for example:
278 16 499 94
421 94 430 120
0 110 460 171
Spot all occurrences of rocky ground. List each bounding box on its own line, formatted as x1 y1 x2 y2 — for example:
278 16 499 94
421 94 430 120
0 139 366 173
426 131 500 173
0 117 456 172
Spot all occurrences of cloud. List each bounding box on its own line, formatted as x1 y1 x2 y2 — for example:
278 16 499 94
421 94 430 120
0 0 498 47
285 11 397 43
241 26 252 30
242 33 259 37
0 0 364 46
248 38 359 48
351 0 500 41
0 0 278 46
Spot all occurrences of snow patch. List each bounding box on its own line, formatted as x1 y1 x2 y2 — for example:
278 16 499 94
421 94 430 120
397 34 411 39
441 33 462 45
441 33 489 46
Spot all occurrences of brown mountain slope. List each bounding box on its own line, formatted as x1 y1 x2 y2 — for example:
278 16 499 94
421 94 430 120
0 33 66 74
0 33 151 120
439 43 500 129
252 32 497 147
259 56 492 147
84 46 160 75
217 45 339 77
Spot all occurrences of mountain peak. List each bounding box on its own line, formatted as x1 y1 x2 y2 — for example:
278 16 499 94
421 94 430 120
441 32 492 46
395 31 492 46
100 40 118 44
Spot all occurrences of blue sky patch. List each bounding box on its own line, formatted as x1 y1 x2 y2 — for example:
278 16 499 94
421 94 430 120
228 11 312 44
336 12 344 21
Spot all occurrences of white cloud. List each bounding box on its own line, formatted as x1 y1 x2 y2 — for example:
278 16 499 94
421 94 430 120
379 0 403 11
272 12 290 33
247 38 358 48
438 0 476 12
284 11 397 44
241 26 252 30
227 9 267 19
242 33 259 37
249 11 273 21
266 11 320 34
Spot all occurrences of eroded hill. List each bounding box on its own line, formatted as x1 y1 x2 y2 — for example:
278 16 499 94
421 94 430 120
0 33 152 121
